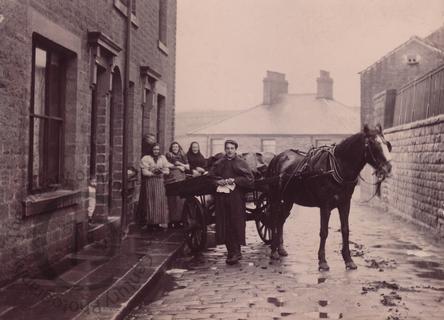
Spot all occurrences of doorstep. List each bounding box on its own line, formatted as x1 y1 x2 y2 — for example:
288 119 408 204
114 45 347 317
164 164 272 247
0 226 185 320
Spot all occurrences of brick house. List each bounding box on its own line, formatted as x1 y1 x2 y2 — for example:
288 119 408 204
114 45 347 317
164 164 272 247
0 0 177 285
360 26 444 127
181 71 359 156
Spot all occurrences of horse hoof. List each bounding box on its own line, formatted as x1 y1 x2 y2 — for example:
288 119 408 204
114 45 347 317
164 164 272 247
278 247 288 257
318 262 330 271
270 251 280 260
345 261 358 270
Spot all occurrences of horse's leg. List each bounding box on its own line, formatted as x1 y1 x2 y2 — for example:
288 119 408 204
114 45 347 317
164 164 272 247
318 207 331 271
338 200 357 270
269 194 282 260
278 201 293 256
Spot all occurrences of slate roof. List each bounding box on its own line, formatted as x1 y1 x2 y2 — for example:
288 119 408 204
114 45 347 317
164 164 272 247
189 94 359 136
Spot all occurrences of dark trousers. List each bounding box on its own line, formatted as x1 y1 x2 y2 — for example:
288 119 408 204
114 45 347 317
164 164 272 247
225 208 241 256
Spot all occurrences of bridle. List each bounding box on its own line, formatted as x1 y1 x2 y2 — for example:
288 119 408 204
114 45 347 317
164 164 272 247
364 135 391 177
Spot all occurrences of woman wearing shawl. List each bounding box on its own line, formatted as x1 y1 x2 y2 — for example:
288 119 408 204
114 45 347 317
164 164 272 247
186 141 207 176
165 141 190 228
139 143 171 230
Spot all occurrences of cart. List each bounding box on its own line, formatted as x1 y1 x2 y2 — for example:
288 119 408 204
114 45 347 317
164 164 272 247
165 175 276 252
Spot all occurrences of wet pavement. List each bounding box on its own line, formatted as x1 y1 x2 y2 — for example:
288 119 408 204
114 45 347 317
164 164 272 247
127 195 444 320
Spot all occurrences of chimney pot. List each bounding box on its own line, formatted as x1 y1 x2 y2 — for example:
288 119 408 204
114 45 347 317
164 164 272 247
263 71 288 105
316 70 333 100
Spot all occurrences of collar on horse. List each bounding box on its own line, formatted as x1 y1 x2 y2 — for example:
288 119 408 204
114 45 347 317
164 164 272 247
329 145 359 185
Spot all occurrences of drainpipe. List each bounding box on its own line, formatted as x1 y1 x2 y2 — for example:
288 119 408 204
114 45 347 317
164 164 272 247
121 0 132 237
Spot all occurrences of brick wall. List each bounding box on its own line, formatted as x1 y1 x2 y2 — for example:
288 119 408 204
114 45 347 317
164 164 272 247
380 115 444 236
0 0 177 285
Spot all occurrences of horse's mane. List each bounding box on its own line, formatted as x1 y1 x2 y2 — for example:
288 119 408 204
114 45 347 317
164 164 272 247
334 132 365 158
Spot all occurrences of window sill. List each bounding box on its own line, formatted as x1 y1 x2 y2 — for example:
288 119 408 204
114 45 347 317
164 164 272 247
22 189 81 218
158 40 169 56
113 0 139 28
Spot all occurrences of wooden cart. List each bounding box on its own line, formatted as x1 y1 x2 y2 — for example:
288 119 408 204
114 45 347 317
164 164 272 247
165 175 276 252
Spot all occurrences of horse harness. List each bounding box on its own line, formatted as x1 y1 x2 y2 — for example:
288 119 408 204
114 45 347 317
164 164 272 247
280 145 358 195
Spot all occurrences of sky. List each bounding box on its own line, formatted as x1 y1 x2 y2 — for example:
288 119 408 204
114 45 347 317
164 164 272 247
176 0 444 111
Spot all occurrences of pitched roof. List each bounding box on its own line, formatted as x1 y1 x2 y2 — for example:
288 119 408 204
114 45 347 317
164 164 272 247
175 109 239 137
424 24 444 51
189 94 359 136
359 36 444 74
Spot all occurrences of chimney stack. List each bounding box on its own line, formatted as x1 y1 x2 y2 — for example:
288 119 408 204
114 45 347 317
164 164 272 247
316 70 333 100
263 71 288 105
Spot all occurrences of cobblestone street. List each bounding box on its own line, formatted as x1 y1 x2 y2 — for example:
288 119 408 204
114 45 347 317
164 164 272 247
127 194 444 320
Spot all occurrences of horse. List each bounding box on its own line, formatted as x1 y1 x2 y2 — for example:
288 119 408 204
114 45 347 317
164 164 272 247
266 124 392 270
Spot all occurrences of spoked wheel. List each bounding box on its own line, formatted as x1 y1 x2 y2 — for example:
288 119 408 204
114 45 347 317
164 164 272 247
183 197 207 252
255 193 272 245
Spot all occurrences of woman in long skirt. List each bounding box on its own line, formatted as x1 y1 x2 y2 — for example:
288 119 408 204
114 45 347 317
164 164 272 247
139 143 171 230
165 141 189 228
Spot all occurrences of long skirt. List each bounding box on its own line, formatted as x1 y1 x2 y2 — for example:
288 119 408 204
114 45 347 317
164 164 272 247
138 176 169 225
165 168 186 222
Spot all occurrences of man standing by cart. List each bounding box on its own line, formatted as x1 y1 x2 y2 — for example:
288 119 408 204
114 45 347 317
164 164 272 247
210 140 254 265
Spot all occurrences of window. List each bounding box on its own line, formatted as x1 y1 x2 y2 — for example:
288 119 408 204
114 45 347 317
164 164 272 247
156 95 166 150
158 0 168 45
120 0 136 14
315 139 331 147
211 139 225 155
406 54 419 65
262 139 276 154
29 38 67 192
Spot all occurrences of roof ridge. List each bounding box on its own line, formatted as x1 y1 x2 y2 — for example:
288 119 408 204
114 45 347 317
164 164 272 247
359 35 444 74
187 104 264 134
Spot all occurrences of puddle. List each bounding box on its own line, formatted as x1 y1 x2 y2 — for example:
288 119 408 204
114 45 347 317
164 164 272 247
318 277 327 284
416 269 444 280
267 297 284 307
373 243 422 250
165 268 188 275
305 311 343 319
281 312 294 317
408 260 444 280
409 260 441 269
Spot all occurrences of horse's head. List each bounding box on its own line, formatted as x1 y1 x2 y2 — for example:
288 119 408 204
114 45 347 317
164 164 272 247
363 124 392 179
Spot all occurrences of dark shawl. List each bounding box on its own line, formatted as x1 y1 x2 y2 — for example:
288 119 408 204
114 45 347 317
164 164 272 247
187 151 207 170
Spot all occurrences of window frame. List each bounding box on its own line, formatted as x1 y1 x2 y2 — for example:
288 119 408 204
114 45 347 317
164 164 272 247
113 0 139 27
315 138 332 147
261 139 276 154
211 139 225 155
158 0 169 54
28 35 67 194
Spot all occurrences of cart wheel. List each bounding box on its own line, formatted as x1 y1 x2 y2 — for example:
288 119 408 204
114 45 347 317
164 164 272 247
255 193 272 245
183 197 207 252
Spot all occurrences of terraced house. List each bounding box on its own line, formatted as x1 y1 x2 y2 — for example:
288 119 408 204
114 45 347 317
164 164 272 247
0 0 177 285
